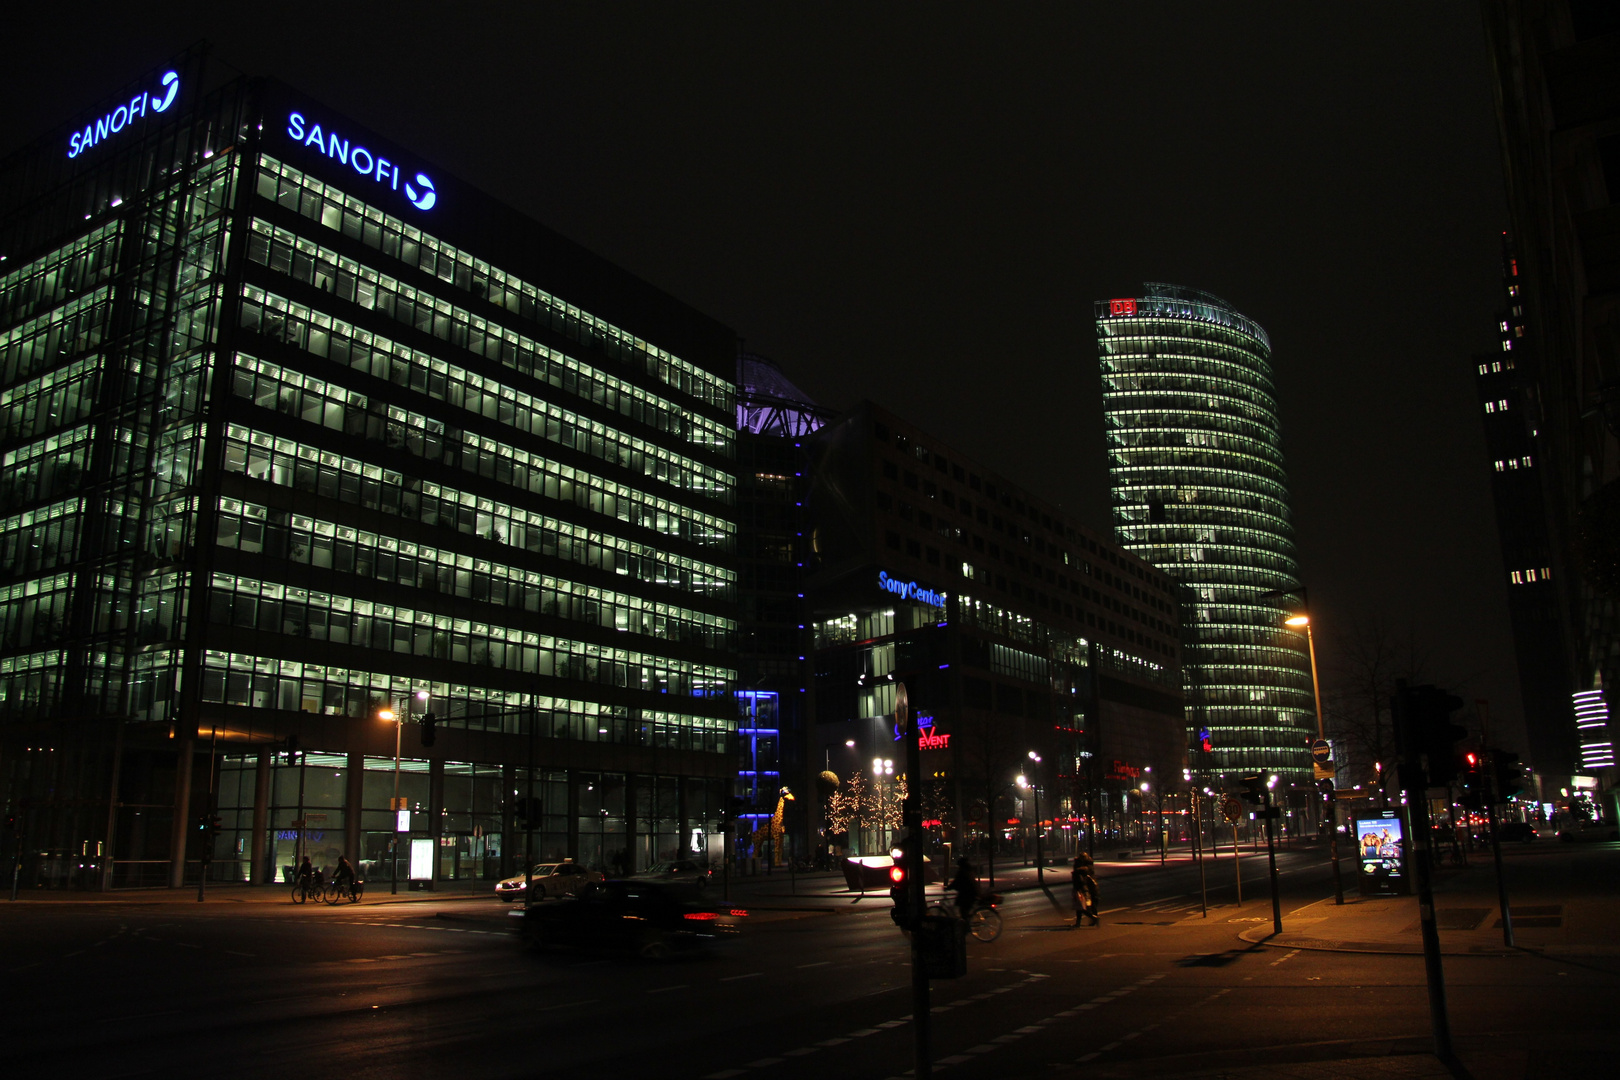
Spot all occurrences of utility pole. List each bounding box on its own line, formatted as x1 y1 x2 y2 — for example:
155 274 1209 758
897 682 932 1080
1394 682 1471 1079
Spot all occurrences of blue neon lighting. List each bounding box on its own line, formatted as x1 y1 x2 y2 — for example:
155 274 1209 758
877 571 946 607
285 112 436 213
67 70 180 159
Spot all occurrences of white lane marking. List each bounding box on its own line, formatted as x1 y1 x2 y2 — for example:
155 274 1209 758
647 985 689 994
721 972 764 982
798 961 831 968
743 1058 783 1068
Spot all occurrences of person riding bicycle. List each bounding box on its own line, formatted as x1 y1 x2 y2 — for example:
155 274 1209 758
947 857 979 921
332 855 356 896
295 856 314 890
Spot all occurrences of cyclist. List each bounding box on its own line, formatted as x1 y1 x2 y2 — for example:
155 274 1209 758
295 856 314 891
947 857 979 922
332 855 356 898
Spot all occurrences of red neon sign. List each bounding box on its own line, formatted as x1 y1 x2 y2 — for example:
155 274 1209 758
1109 298 1137 317
917 725 951 750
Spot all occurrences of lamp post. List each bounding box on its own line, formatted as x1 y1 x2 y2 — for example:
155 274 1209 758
380 690 429 895
1139 780 1150 854
872 757 894 853
1284 611 1343 905
1018 750 1044 885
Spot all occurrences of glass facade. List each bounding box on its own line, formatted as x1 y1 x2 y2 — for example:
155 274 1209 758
1095 284 1312 779
0 62 741 887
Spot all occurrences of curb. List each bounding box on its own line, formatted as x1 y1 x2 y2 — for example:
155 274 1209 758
1236 924 1520 957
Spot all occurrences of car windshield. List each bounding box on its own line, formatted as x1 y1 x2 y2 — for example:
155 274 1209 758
533 864 557 874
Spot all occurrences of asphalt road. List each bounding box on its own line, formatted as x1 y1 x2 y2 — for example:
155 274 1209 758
2 843 1616 1079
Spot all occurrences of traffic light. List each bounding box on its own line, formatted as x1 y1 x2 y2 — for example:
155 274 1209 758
1240 774 1268 806
1458 752 1485 810
420 712 437 747
1492 749 1525 799
284 734 300 766
1394 683 1467 787
888 838 917 931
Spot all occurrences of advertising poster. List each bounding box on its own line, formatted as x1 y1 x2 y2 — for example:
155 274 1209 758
1355 812 1407 895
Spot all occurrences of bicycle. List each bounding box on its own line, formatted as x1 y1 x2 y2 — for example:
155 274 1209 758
324 878 365 905
290 878 317 904
928 890 1003 942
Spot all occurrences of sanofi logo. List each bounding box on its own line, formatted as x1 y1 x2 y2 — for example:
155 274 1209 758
286 112 437 212
67 70 180 159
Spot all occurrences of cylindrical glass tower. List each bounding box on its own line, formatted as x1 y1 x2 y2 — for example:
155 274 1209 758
1094 283 1313 780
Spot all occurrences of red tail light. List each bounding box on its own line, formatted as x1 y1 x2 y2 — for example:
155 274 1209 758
729 909 748 918
683 911 718 921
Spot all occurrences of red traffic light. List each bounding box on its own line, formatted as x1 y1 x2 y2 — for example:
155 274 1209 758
888 865 906 885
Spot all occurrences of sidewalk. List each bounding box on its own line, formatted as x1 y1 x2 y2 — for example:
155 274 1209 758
1237 861 1620 957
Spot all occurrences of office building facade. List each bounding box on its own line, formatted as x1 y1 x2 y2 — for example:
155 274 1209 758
804 402 1186 859
1095 284 1313 781
0 49 740 888
1480 2 1620 810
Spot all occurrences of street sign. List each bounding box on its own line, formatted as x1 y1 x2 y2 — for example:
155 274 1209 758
1221 797 1243 824
1313 763 1336 781
1310 739 1332 764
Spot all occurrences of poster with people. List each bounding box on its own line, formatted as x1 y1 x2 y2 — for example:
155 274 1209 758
1355 812 1408 895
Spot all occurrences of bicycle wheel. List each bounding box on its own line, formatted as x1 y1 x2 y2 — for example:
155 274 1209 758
350 881 364 903
323 881 341 905
969 907 1002 942
291 884 305 905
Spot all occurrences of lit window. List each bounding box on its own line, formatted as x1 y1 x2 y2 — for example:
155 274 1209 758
1494 461 1505 472
1526 568 1538 582
1510 570 1522 584
1499 321 1509 332
1523 455 1533 467
1492 362 1501 372
1485 402 1496 413
1542 566 1551 578
1478 364 1488 375
1503 341 1512 351
1499 399 1509 410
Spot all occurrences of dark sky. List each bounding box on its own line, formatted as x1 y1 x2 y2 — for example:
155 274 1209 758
2 5 1518 744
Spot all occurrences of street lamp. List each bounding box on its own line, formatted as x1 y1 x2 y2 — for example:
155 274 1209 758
1284 611 1343 905
1139 780 1150 855
380 690 429 895
872 757 894 852
1019 750 1045 884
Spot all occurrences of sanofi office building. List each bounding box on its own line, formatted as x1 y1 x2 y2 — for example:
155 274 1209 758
0 48 741 889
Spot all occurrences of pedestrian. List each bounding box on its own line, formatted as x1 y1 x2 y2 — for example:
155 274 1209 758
948 857 979 922
1071 853 1099 927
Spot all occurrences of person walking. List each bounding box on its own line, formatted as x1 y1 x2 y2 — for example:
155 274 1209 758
1071 853 1099 927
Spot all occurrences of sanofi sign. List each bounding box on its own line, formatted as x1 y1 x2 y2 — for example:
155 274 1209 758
876 571 946 608
286 112 437 212
67 69 180 159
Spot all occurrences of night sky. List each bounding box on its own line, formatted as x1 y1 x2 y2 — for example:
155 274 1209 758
2 6 1518 745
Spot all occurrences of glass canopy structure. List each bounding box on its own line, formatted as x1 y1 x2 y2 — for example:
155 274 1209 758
1095 284 1313 780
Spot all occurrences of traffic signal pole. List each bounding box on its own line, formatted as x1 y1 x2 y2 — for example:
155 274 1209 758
1394 682 1471 1079
898 682 932 1080
1262 788 1282 937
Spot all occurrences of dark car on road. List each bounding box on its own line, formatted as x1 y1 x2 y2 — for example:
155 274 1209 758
1497 822 1539 842
523 880 745 959
624 858 715 891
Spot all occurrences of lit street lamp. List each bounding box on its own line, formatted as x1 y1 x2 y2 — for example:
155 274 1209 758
1284 611 1343 905
872 757 894 852
1018 750 1044 884
379 690 430 895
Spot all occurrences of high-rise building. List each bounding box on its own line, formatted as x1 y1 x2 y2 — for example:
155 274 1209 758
1474 237 1584 777
0 48 741 889
804 402 1186 859
1479 2 1620 811
1094 284 1313 781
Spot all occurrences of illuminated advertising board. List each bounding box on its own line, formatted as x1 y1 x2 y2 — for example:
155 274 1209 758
1354 810 1408 896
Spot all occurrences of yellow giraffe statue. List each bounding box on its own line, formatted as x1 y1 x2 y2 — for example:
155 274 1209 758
751 787 795 867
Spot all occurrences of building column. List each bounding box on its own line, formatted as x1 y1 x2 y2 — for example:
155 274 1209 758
428 758 444 890
345 750 364 870
168 735 195 889
566 771 580 862
250 749 271 884
624 771 639 875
